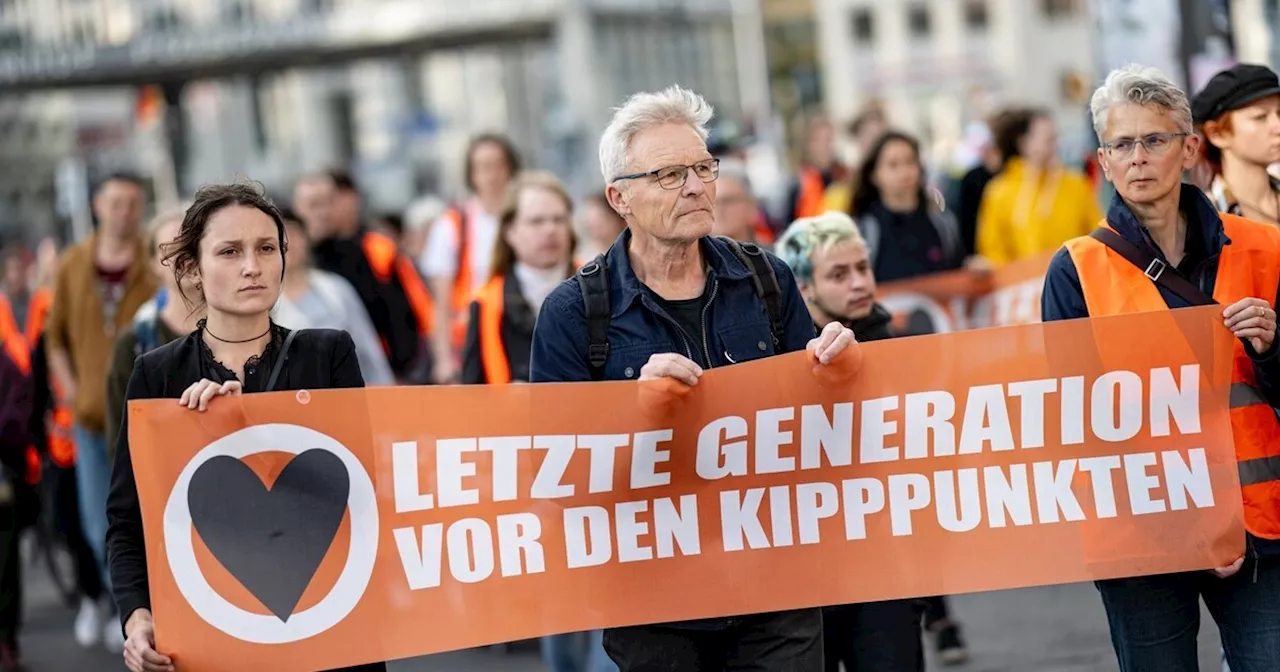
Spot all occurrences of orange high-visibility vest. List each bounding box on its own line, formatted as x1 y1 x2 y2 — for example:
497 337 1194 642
794 167 828 220
361 231 435 338
1 288 53 480
444 208 474 348
474 276 511 385
1065 213 1280 539
1 288 74 469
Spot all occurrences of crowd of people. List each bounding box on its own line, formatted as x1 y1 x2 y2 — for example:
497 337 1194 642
0 57 1277 672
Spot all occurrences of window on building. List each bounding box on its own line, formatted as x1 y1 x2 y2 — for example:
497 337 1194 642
850 8 874 44
964 0 989 32
1042 0 1080 19
907 3 931 39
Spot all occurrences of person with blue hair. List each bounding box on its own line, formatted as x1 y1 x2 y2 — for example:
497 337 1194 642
777 210 972 669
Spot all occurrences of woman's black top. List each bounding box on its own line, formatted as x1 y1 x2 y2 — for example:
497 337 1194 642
105 322 366 633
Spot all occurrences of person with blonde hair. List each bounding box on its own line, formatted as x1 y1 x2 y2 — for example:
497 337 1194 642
461 171 578 385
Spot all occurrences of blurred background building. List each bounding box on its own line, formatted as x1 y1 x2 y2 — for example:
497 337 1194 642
0 0 769 243
2 0 1280 244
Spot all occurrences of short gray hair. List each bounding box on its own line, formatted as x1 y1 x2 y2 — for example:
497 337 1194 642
599 85 714 183
1090 64 1193 140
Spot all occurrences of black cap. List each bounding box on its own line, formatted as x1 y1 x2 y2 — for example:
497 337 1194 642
1192 63 1280 125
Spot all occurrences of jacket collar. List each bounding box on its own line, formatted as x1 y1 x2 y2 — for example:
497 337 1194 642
850 304 893 341
602 228 752 319
1105 183 1231 257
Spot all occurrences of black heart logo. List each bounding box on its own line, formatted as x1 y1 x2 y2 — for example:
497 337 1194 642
188 449 349 622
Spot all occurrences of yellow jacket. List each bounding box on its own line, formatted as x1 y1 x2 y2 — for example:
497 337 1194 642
977 158 1102 266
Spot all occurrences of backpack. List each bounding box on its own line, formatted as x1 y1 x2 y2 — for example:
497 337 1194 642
575 236 784 381
131 289 167 358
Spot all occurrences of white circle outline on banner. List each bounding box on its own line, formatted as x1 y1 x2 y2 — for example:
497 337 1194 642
163 423 378 644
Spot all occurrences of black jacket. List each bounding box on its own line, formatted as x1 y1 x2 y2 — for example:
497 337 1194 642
460 273 536 384
312 234 424 381
105 326 369 632
0 348 31 481
849 304 895 343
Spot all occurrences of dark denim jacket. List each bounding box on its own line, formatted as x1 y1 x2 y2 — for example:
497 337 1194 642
530 230 816 384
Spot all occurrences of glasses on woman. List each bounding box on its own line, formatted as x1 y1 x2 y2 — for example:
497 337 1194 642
1101 132 1188 159
612 159 721 190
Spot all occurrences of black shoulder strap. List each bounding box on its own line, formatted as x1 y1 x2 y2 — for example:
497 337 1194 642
267 329 301 392
575 255 611 381
1088 228 1216 306
718 236 783 347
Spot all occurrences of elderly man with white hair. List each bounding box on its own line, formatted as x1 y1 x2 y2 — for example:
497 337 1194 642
530 85 856 669
1042 64 1280 671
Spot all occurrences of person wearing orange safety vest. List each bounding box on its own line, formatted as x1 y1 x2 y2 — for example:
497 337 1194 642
787 116 850 222
0 332 33 668
0 247 55 484
293 170 434 384
424 134 521 384
1043 64 1280 672
459 171 614 672
461 172 575 385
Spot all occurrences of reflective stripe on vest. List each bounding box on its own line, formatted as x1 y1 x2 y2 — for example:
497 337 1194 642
475 276 511 385
794 167 827 220
1064 213 1280 539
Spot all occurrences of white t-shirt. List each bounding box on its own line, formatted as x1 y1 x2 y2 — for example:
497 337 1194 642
420 200 498 293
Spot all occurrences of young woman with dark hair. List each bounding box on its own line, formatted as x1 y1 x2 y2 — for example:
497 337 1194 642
848 130 965 283
104 182 383 672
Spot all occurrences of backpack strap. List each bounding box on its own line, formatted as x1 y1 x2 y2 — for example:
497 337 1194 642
575 255 611 381
857 214 882 266
717 236 783 348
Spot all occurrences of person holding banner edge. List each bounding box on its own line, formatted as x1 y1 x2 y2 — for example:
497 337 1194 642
104 182 386 672
775 210 931 672
530 85 856 671
1041 64 1280 671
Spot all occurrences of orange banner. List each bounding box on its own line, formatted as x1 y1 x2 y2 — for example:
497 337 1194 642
879 253 1054 334
129 306 1245 671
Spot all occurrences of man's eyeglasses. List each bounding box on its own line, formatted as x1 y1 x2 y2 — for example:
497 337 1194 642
1101 132 1188 159
612 159 721 190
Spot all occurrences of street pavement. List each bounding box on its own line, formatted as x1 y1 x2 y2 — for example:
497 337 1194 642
21 564 1224 671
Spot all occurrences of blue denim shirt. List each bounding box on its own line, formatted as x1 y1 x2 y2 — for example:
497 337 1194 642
1041 184 1280 558
530 230 816 384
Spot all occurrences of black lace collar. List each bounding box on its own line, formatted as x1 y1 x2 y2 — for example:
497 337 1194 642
196 318 286 385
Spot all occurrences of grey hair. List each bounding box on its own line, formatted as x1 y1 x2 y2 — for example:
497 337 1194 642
1090 64 1193 140
599 85 714 183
